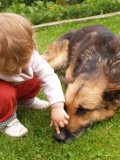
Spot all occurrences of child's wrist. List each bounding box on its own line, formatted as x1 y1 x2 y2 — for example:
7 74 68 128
51 102 64 109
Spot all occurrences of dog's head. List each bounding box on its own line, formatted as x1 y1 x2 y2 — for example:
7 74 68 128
42 39 69 71
53 71 117 143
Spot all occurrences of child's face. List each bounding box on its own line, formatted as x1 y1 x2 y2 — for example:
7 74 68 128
1 57 31 75
22 63 29 70
0 52 33 75
14 52 33 74
17 61 30 74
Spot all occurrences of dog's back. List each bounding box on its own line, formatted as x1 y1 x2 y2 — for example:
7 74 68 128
59 25 116 64
69 25 120 89
71 25 116 77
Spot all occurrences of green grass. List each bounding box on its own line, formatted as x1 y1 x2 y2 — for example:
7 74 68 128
1 16 120 160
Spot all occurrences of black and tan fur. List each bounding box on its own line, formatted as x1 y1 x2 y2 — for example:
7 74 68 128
43 25 120 142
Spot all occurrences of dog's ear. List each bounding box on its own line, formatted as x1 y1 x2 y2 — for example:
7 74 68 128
59 40 69 50
59 30 76 41
48 40 69 51
107 83 120 91
48 41 58 50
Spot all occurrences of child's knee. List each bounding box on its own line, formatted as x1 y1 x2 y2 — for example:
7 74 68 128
0 82 16 121
0 82 16 103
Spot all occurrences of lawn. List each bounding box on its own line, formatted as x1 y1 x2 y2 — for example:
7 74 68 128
1 15 120 160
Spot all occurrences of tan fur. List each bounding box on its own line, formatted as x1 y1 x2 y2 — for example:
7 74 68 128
65 43 80 82
43 26 120 139
66 108 116 133
42 40 69 71
65 70 107 109
65 70 117 133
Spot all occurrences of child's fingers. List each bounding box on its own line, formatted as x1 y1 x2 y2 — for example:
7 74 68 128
50 120 53 127
50 121 60 134
54 122 60 134
62 119 68 125
59 121 65 128
55 126 60 134
64 113 69 120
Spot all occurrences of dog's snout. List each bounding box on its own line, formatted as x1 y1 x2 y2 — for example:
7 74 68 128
53 128 73 143
53 123 93 143
53 128 68 142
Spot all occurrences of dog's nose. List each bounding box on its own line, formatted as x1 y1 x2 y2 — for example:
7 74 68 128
53 129 67 142
53 128 73 143
53 124 92 143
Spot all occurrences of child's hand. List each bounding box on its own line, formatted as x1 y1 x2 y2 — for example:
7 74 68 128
50 102 69 134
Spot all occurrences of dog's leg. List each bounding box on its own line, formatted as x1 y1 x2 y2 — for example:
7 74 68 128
65 57 77 83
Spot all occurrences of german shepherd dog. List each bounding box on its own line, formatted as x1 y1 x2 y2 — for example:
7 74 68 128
43 25 120 142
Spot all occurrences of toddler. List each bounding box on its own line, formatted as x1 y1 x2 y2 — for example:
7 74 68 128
0 13 69 137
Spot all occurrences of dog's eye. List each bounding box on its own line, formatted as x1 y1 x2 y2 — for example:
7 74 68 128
76 105 88 116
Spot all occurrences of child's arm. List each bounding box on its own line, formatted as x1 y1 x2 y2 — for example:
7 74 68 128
32 51 69 133
32 51 65 105
50 102 69 134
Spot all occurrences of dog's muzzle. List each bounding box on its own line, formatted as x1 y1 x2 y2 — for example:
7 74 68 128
53 128 74 143
53 125 92 143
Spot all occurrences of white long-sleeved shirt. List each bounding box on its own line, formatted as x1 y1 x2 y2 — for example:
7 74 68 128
0 50 65 105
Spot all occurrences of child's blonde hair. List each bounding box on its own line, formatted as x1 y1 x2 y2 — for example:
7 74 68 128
0 13 35 75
